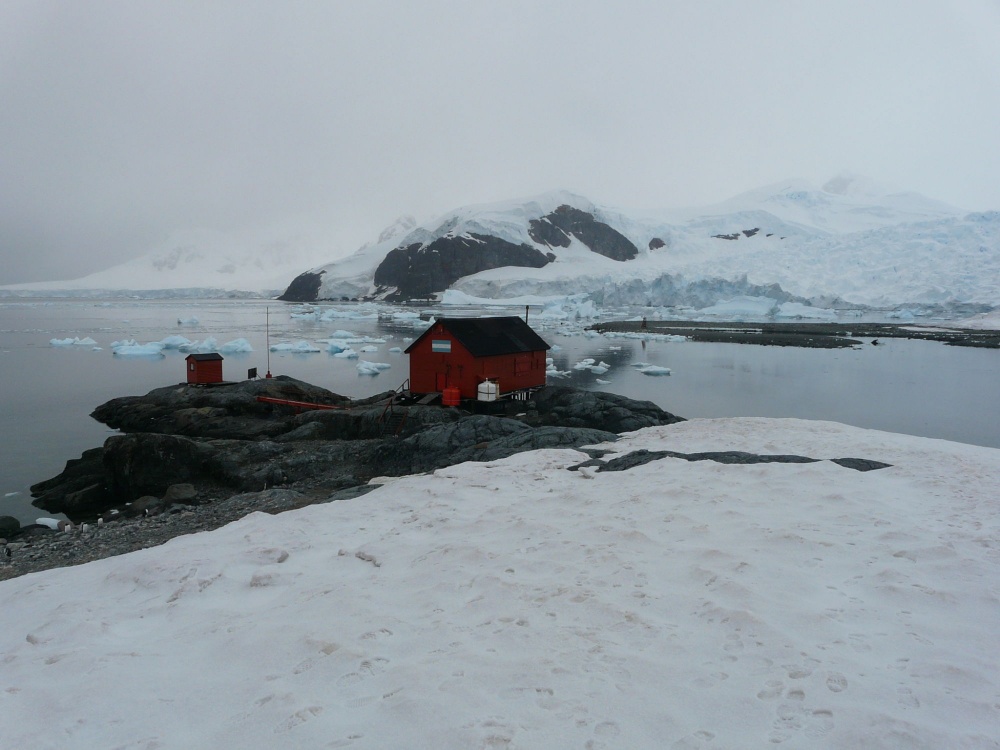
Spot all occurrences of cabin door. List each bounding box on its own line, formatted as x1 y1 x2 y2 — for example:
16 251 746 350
435 372 447 391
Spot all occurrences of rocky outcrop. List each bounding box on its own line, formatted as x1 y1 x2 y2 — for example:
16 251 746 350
526 386 683 433
372 234 553 301
91 376 360 439
277 270 325 302
30 379 684 523
528 205 638 261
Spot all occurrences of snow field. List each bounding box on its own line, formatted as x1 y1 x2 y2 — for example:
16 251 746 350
1 419 997 748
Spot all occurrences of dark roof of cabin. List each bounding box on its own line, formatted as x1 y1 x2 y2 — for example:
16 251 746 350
405 316 550 357
185 353 224 361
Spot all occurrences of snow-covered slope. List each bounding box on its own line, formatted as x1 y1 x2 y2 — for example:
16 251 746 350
3 419 998 748
295 178 999 310
0 225 340 296
4 176 997 310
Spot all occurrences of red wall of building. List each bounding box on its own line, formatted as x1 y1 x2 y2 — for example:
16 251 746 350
408 325 547 398
186 359 223 384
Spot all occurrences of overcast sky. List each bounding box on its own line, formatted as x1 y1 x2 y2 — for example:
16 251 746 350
2 1 999 284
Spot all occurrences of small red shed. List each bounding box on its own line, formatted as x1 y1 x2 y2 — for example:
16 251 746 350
185 353 224 385
405 317 550 399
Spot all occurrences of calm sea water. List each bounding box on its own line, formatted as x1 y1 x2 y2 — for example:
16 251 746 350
2 298 997 524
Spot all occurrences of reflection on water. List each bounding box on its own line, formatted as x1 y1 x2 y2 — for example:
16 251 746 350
1 299 997 522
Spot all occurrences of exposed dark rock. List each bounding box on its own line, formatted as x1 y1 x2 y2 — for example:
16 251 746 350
526 386 683 433
371 416 617 477
528 205 638 261
372 234 551 301
0 516 20 538
567 449 892 473
648 237 666 250
742 228 760 237
830 457 894 472
91 376 354 438
30 447 109 516
278 270 325 302
30 380 686 524
713 232 741 241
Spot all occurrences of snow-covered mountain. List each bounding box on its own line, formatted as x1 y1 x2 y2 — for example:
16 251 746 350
0 225 338 297
4 176 997 311
283 177 999 311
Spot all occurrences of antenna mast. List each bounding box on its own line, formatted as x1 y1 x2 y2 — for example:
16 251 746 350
265 306 272 378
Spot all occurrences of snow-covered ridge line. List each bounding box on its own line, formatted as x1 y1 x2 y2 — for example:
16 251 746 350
2 176 997 309
291 179 999 309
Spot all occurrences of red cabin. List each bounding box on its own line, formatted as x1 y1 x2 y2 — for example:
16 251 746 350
185 353 224 385
405 317 550 400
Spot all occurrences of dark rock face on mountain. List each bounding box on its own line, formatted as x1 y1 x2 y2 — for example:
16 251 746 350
372 233 553 301
277 270 325 302
30 378 683 523
528 205 638 261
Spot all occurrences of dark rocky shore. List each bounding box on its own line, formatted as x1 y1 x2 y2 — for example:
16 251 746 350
590 320 1000 348
1 378 683 580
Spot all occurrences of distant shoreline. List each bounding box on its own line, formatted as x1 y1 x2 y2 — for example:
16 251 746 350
590 320 1000 349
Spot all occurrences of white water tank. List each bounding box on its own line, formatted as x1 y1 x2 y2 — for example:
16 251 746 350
477 380 499 402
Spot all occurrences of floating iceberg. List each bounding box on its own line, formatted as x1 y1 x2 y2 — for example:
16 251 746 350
269 340 320 353
636 365 672 376
573 358 611 374
356 360 391 376
111 340 166 358
50 336 98 347
219 338 253 354
159 335 192 349
178 337 219 353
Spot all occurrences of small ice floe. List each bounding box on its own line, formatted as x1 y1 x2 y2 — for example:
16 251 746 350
545 358 571 378
388 347 403 353
219 338 253 354
636 365 671 376
111 340 166 358
35 518 61 530
177 316 200 326
50 336 98 347
159 335 192 350
595 378 612 385
359 345 379 353
269 340 320 353
574 358 611 374
333 348 359 359
356 360 391 376
4 491 21 497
